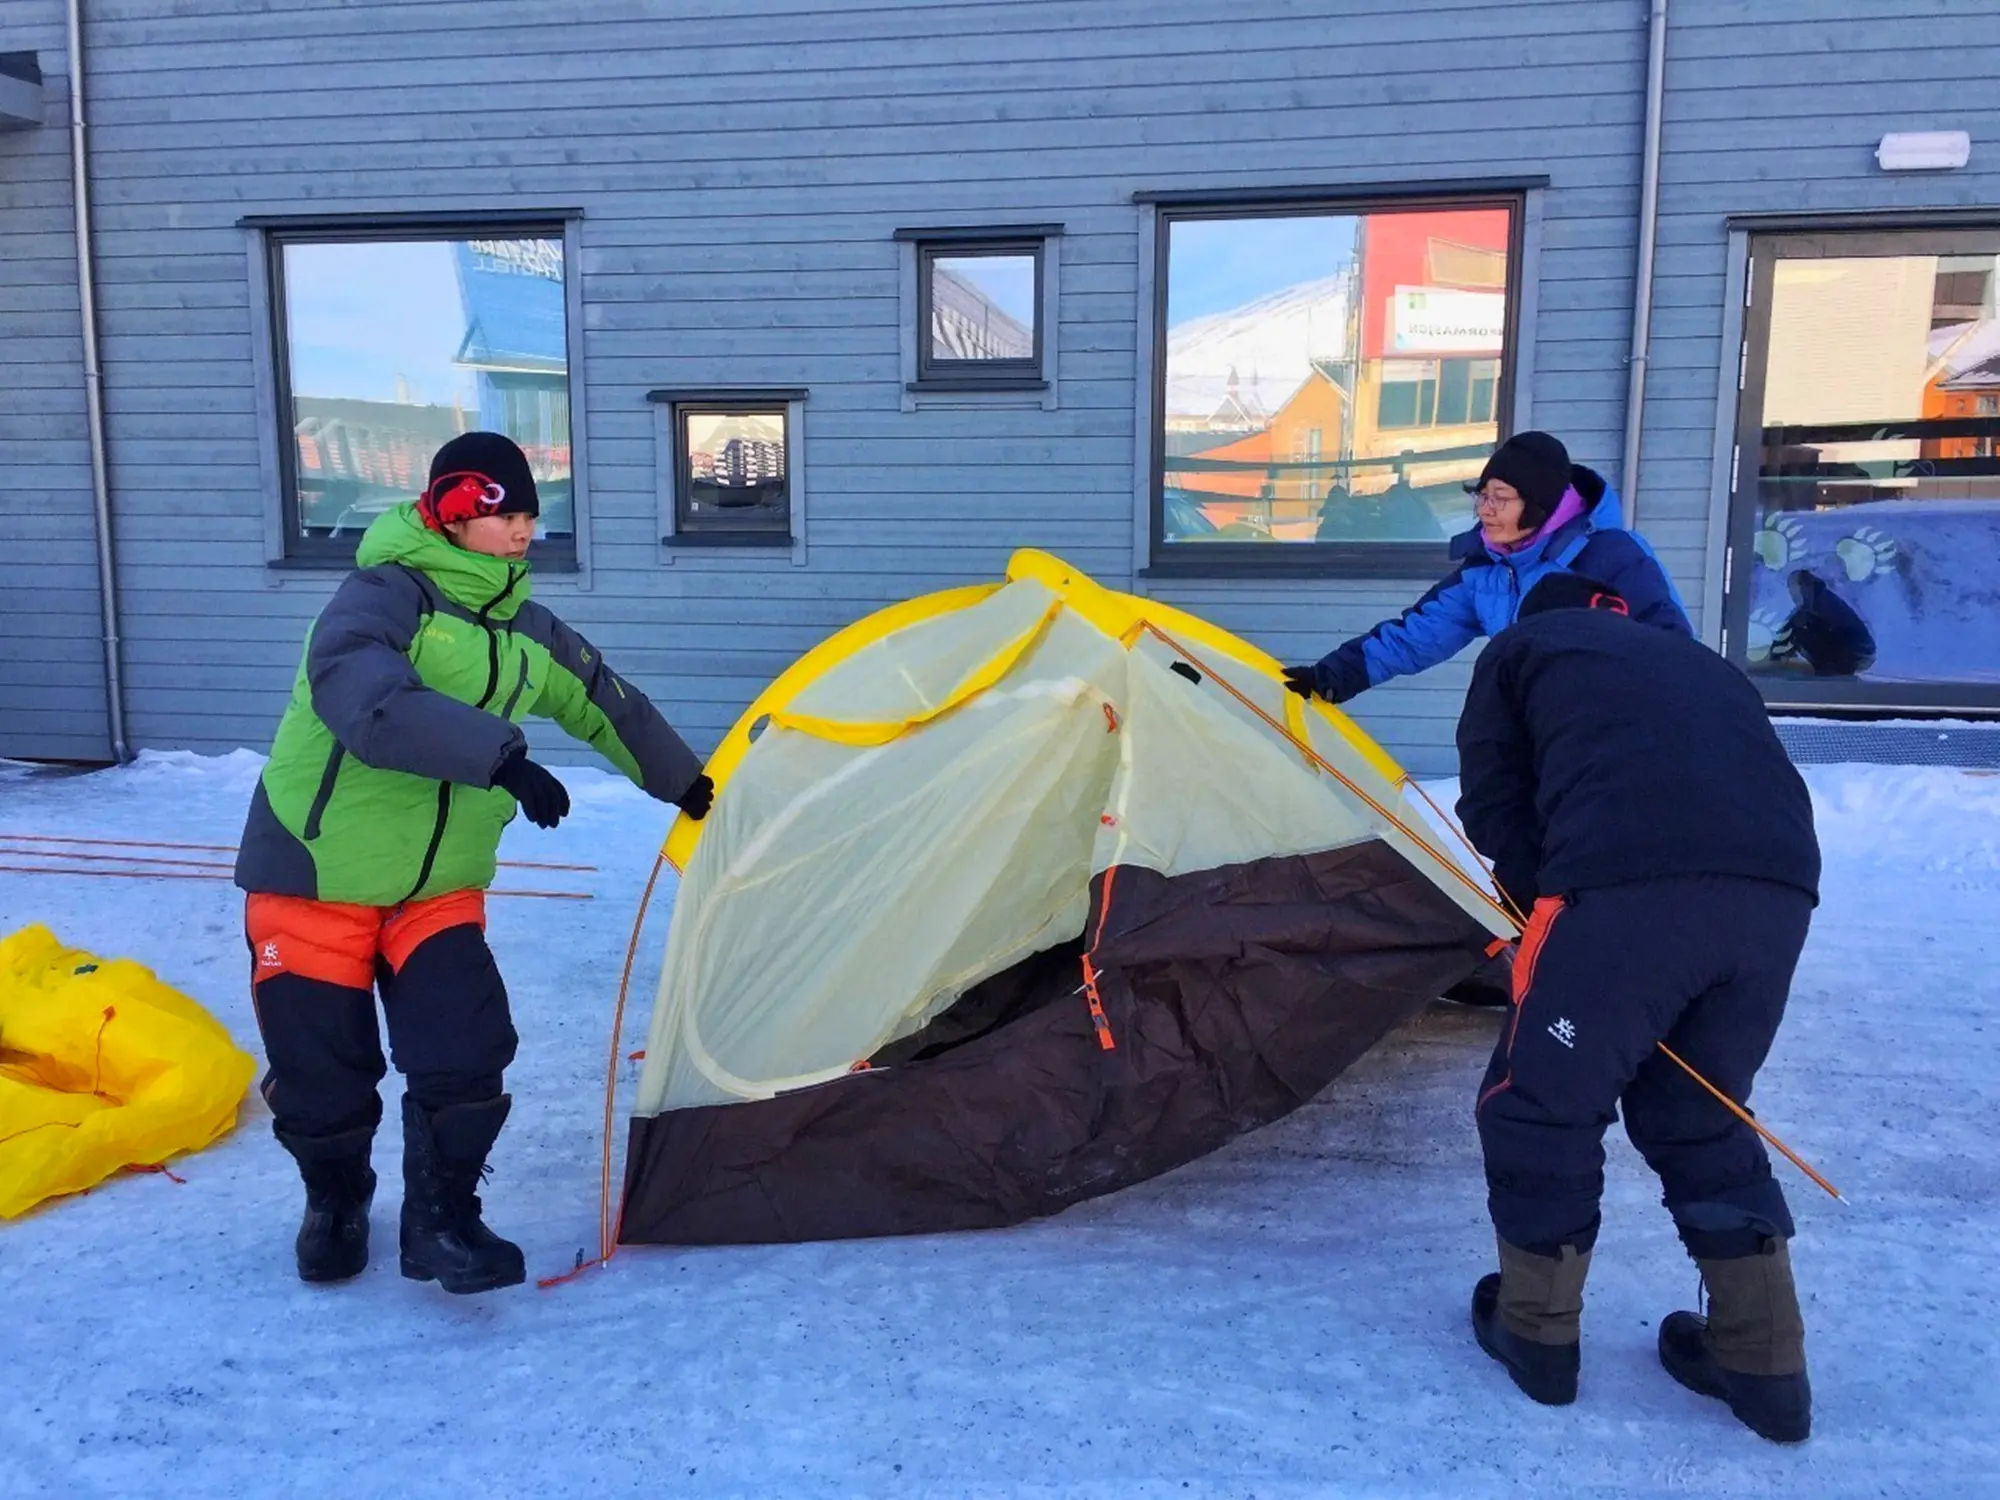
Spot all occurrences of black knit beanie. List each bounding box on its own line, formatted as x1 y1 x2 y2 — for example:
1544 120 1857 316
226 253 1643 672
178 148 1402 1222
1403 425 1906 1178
1472 431 1572 528
418 431 541 533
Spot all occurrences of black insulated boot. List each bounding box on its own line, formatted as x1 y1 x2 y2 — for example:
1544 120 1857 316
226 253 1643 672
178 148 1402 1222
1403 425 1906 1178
398 1094 526 1295
276 1127 376 1284
1472 1238 1591 1406
1658 1237 1811 1443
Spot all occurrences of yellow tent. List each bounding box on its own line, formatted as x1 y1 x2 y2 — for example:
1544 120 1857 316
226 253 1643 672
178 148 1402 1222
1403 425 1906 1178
621 549 1513 1244
0 924 256 1219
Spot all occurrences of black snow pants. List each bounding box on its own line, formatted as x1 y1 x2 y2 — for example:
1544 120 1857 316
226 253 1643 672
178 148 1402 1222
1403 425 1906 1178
1475 875 1813 1258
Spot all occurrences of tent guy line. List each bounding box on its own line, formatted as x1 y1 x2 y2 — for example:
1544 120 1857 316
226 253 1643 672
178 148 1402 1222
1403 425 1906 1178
0 831 597 874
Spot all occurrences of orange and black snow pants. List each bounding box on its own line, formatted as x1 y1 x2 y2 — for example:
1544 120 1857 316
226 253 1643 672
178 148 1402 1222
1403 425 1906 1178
244 891 517 1144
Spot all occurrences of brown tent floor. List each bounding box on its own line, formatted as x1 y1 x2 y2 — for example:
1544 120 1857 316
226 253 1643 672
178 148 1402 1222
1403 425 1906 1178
620 841 1493 1245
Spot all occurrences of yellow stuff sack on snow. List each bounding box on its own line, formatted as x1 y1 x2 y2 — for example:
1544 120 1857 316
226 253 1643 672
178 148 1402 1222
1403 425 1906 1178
0 924 256 1219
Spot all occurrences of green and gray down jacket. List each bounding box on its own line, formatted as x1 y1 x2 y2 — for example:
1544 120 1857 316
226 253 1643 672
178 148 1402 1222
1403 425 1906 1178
235 504 702 907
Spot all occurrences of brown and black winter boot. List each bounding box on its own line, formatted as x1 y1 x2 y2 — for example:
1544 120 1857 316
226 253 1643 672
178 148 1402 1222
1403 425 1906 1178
398 1094 526 1295
276 1126 377 1284
1658 1237 1810 1443
1472 1237 1592 1405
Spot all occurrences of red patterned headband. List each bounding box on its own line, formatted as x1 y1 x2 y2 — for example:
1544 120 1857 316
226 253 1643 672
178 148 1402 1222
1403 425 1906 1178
418 470 508 532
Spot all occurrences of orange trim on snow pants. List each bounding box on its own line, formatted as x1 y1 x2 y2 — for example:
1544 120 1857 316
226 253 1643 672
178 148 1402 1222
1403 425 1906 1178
1477 895 1567 1114
246 890 488 991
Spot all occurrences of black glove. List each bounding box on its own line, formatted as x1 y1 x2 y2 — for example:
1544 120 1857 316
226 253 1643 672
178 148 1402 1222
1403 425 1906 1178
493 750 570 830
675 773 715 822
1281 665 1320 700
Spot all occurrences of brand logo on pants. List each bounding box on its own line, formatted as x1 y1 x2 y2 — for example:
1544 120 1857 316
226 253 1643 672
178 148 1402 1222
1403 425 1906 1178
1548 1016 1577 1049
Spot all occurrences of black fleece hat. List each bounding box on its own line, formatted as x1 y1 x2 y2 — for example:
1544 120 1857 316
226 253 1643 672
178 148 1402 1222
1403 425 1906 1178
1518 572 1629 620
1472 430 1572 527
418 431 541 532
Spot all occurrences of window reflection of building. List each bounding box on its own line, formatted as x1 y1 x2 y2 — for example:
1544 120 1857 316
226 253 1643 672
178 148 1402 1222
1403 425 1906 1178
683 411 789 528
282 234 574 542
1925 316 2000 462
930 263 1034 362
1159 206 1511 544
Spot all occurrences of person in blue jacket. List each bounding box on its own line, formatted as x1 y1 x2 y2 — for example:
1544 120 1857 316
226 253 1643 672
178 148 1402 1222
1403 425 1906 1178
1282 431 1693 705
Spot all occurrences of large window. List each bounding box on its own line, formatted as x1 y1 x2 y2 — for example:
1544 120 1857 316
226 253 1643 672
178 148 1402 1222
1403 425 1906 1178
1724 227 2000 710
1151 192 1522 572
266 223 576 565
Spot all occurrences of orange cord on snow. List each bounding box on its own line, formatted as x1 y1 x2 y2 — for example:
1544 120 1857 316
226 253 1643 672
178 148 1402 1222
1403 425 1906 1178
0 832 596 873
537 849 667 1290
0 862 592 900
1138 624 1520 931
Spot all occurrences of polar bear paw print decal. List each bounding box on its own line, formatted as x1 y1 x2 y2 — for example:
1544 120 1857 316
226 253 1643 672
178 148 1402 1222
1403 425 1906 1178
1753 513 1805 572
1754 515 1898 584
1835 526 1898 583
1746 609 1794 665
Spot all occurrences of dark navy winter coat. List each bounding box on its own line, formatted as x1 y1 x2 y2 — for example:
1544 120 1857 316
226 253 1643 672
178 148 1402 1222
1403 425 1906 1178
1454 600 1820 913
1308 467 1692 702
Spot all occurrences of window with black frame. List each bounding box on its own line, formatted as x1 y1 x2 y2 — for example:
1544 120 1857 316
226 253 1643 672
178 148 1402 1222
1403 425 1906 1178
913 238 1044 389
1724 227 2000 710
1149 193 1522 573
670 402 793 541
267 224 575 564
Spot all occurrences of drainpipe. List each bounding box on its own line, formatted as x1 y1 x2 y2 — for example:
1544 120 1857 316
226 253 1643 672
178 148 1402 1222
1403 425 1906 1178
1620 0 1669 529
66 0 128 762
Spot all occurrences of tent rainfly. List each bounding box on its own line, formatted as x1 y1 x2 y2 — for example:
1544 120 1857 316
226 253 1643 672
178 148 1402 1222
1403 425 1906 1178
620 550 1514 1245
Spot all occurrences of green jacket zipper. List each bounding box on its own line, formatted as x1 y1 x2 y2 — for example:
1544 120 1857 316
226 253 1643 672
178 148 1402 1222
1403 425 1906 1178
403 566 521 904
302 745 346 841
498 651 531 720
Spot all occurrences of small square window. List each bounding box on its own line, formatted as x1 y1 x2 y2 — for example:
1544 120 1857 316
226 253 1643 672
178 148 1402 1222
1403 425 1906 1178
896 227 1057 396
672 404 792 539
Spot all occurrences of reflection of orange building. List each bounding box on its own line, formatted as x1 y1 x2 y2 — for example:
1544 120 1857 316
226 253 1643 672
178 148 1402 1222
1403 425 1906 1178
1923 320 2000 461
1183 207 1511 534
1188 365 1346 511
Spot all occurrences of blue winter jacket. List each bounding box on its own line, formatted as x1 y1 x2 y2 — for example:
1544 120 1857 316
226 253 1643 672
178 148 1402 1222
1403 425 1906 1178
1310 466 1692 702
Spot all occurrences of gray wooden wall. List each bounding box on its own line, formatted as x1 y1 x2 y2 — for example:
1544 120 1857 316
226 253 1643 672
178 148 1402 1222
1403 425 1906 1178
3 0 1996 776
1 9 108 762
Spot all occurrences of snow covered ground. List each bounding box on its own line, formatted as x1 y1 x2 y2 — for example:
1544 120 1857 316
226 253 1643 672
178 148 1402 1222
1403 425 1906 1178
2 751 1996 1499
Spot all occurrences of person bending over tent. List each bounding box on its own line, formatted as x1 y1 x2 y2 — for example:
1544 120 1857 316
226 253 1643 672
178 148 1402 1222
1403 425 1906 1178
234 433 713 1294
1281 431 1691 706
1455 571 1821 1444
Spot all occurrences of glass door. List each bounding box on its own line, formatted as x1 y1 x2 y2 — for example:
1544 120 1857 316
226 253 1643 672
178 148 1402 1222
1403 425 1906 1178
1724 228 2000 711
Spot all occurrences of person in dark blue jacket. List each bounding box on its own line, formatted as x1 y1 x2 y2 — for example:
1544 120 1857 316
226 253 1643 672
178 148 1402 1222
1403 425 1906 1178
1455 571 1820 1445
1283 431 1692 704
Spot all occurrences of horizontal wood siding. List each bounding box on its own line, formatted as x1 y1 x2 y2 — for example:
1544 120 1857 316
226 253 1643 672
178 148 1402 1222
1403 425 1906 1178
0 2 110 762
2 0 1994 778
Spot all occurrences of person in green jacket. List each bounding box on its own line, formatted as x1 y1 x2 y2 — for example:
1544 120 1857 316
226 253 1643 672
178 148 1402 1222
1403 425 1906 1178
235 432 713 1294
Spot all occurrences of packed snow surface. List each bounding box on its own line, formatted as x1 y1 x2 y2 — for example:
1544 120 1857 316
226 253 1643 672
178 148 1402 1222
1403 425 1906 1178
2 751 1995 1498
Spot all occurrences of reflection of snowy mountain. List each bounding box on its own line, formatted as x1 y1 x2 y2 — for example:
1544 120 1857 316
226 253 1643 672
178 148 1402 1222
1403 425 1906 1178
1164 274 1349 424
